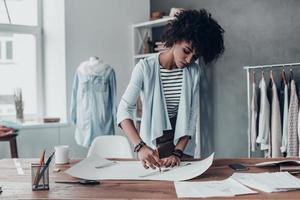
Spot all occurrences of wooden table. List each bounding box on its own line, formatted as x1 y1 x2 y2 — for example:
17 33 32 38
1 157 300 199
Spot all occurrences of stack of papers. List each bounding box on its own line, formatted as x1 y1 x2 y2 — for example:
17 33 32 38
255 159 300 166
255 159 300 174
231 172 300 193
255 160 300 167
280 165 300 174
174 178 257 198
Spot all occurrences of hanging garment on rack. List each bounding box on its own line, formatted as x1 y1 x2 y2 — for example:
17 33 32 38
287 79 299 157
298 105 300 156
256 75 270 155
250 74 258 152
270 78 282 157
279 70 288 124
70 58 117 147
280 79 289 154
266 78 273 158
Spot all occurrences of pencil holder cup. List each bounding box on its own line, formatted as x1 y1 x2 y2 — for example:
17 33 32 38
31 163 49 191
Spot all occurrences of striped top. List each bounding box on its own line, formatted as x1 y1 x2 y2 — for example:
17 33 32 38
160 66 183 118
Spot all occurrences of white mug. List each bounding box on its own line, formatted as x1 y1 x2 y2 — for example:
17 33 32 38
54 145 70 164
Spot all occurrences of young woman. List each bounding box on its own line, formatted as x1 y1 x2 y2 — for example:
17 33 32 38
117 9 225 169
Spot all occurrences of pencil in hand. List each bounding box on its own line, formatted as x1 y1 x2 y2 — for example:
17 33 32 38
155 148 161 173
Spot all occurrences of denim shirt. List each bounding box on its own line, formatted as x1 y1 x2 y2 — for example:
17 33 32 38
117 53 200 156
70 65 116 147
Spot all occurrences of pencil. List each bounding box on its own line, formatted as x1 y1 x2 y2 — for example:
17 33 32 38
35 152 55 189
33 150 45 186
155 148 161 173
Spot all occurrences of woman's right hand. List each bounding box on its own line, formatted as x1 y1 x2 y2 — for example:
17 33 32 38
138 146 162 169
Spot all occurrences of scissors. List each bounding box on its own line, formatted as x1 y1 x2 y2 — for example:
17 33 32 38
55 180 100 185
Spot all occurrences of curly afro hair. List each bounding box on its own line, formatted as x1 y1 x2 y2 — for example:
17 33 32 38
162 9 225 65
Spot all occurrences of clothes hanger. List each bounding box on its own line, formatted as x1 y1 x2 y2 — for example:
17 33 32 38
290 67 294 80
281 65 287 84
252 71 256 83
261 66 264 78
270 69 275 83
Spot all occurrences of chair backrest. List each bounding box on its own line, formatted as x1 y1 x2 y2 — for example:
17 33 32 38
87 135 134 158
0 95 15 116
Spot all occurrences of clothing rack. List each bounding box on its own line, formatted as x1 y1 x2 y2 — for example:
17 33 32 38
244 62 300 158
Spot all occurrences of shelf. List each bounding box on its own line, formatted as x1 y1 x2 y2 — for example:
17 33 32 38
133 17 175 28
134 53 157 59
21 121 69 129
135 117 142 122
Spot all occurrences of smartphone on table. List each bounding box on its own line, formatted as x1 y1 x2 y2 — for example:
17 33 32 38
228 163 248 171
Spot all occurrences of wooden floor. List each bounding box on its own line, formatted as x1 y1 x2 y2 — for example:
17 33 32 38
1 157 300 199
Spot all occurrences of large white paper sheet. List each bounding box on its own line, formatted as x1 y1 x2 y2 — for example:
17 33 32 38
231 172 300 193
65 153 214 181
174 178 257 198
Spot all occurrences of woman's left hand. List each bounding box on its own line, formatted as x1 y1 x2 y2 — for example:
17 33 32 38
161 155 180 168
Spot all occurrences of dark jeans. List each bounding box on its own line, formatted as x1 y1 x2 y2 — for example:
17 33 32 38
156 117 192 158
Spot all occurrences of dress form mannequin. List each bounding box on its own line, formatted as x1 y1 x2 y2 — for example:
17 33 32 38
88 56 103 66
78 56 109 75
71 56 116 147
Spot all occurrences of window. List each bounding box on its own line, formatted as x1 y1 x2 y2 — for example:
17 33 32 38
0 0 42 119
0 0 38 26
0 35 14 63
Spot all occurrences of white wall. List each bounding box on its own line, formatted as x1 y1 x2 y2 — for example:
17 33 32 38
0 0 150 159
65 0 150 135
151 0 300 158
43 0 67 121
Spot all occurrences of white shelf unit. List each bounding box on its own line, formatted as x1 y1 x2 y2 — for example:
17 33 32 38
133 16 175 28
132 17 175 65
131 17 174 130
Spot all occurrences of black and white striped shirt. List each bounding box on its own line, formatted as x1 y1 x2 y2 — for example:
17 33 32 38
160 66 183 118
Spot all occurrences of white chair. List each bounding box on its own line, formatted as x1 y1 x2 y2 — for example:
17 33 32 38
87 135 134 158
